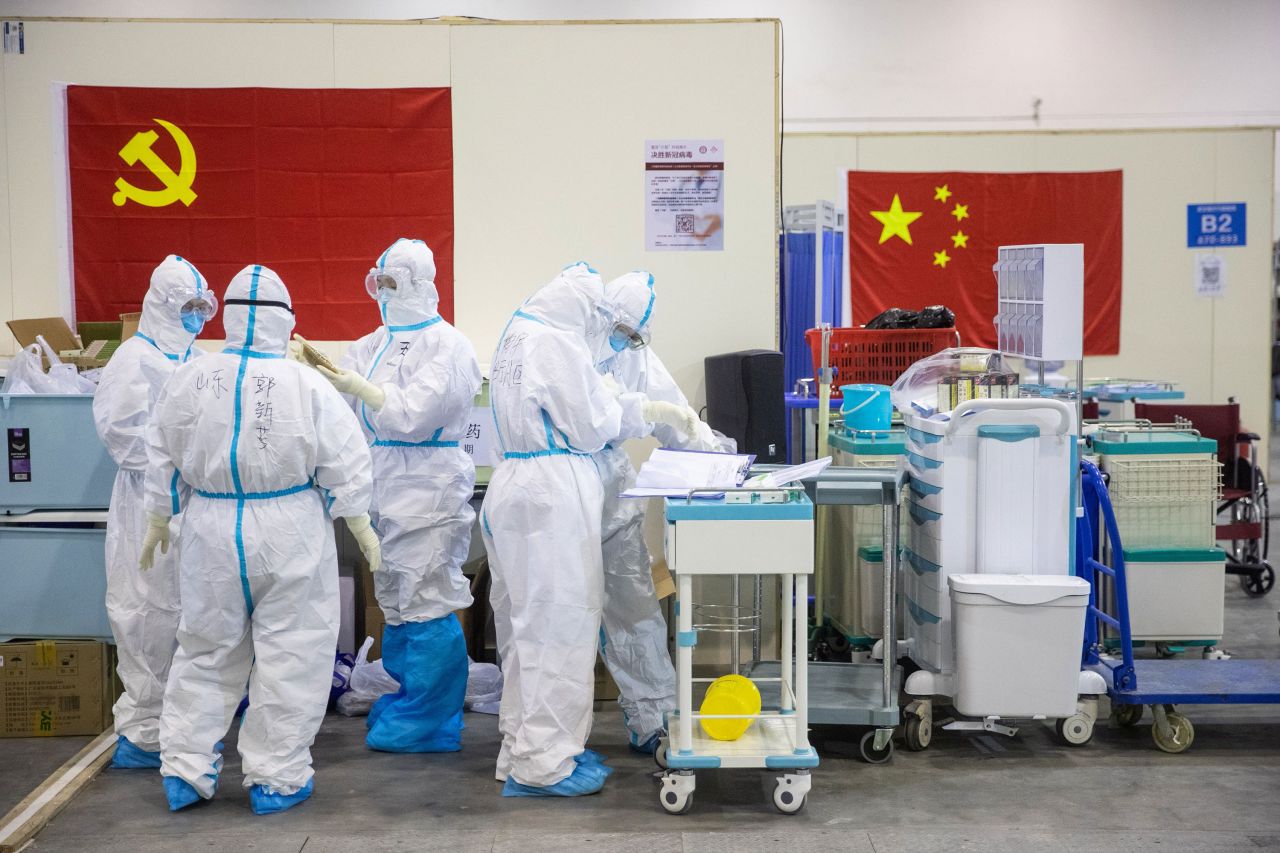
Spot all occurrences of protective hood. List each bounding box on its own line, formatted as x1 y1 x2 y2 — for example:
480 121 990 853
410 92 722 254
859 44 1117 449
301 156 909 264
597 271 656 364
223 265 295 356
374 237 440 329
136 254 209 358
520 262 610 352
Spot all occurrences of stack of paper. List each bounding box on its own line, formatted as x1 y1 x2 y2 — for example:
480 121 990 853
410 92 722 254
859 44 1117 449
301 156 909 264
622 448 755 499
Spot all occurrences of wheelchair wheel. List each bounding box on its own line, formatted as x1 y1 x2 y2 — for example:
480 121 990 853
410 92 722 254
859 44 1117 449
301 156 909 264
1239 562 1275 597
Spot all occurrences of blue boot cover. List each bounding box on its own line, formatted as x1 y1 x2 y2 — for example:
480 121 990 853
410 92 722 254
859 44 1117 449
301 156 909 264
111 735 161 769
249 778 315 815
366 614 467 753
628 731 662 756
501 761 612 798
367 622 407 730
163 775 205 812
576 749 609 766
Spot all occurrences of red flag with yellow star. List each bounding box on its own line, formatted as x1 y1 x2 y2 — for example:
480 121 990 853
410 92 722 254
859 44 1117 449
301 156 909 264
848 170 1122 354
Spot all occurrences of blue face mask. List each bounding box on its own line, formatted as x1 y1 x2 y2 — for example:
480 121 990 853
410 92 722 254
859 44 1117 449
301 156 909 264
181 310 206 335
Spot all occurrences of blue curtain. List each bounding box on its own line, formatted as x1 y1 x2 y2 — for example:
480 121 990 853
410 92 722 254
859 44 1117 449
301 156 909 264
780 230 844 391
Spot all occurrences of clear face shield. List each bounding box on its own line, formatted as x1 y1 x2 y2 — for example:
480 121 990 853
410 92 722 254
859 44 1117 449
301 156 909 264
364 266 412 302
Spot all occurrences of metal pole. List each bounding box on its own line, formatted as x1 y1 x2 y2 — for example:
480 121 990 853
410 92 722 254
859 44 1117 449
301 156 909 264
794 571 810 750
881 489 898 709
781 573 794 713
752 573 762 668
731 574 740 675
678 572 694 756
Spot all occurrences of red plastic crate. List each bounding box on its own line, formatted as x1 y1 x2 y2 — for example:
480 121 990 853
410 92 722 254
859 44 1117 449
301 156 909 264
805 327 960 395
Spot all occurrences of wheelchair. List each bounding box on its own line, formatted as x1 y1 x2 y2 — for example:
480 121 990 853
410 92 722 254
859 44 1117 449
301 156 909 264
1134 400 1272 597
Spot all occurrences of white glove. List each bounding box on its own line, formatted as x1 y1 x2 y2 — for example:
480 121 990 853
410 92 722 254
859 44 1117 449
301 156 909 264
318 365 386 411
139 513 171 571
599 373 624 397
642 400 699 440
345 513 382 573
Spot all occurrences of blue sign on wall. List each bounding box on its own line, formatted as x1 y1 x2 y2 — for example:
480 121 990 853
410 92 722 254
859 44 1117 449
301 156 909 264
1187 202 1246 247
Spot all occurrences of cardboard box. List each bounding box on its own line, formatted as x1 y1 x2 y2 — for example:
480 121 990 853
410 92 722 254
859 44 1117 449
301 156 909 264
594 658 620 703
6 318 83 370
362 606 386 660
119 312 141 341
0 640 116 737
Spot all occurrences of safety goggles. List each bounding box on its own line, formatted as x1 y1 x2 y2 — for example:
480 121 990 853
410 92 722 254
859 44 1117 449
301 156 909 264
365 266 412 299
179 294 218 319
609 322 651 352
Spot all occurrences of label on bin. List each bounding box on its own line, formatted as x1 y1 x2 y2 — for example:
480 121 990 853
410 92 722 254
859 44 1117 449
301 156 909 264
8 427 30 482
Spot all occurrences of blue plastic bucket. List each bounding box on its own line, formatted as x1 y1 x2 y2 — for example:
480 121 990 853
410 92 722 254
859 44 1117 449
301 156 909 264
839 384 891 431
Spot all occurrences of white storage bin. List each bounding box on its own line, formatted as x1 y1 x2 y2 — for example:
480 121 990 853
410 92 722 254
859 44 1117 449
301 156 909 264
1123 548 1225 642
949 574 1090 718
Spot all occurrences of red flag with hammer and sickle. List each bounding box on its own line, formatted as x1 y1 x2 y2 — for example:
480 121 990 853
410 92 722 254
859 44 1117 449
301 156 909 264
66 86 454 340
847 170 1123 355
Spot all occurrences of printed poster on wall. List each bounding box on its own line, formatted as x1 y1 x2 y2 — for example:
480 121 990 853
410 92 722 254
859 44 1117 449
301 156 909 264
645 139 724 251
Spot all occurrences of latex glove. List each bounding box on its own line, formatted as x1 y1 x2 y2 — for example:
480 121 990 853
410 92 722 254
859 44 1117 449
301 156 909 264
138 513 171 571
318 365 386 411
345 513 382 573
286 338 306 362
642 400 699 440
599 373 624 397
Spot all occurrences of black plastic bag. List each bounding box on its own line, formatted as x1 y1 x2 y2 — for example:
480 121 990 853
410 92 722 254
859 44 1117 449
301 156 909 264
865 308 920 330
916 305 956 329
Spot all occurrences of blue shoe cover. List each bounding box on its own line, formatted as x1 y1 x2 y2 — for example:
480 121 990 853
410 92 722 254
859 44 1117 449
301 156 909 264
250 779 315 815
367 623 407 731
163 776 204 812
112 736 161 769
366 615 467 753
501 761 611 797
628 731 662 756
575 748 609 766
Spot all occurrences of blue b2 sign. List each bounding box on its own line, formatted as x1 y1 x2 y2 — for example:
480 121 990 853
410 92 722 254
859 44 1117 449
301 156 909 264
1187 202 1246 247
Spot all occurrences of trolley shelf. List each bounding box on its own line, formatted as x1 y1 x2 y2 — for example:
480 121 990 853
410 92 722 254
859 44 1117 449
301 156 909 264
664 711 818 770
749 660 901 727
1092 659 1280 705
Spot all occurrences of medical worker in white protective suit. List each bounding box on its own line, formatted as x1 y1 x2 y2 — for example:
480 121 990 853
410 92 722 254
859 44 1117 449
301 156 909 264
306 237 481 753
92 255 216 770
595 272 714 757
141 265 379 815
481 262 697 797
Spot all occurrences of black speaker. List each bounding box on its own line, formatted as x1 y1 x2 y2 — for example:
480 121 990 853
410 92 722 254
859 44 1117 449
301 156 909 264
704 349 786 463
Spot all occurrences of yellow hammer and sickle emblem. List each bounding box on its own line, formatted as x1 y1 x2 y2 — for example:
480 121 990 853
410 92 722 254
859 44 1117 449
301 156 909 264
112 118 198 208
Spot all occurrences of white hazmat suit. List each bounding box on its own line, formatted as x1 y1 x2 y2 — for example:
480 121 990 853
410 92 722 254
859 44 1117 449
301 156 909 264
595 278 715 749
331 237 481 753
92 254 211 765
481 263 654 793
144 265 374 811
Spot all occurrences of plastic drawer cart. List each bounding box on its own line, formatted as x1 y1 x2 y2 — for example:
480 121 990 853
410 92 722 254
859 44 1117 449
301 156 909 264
898 399 1105 748
0 394 116 642
658 488 817 815
1079 460 1280 753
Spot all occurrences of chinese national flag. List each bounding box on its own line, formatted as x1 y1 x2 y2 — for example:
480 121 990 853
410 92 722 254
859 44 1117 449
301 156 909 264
847 171 1122 355
67 86 454 340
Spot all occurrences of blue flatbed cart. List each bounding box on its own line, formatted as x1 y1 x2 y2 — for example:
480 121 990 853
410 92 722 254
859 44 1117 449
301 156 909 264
1079 460 1280 752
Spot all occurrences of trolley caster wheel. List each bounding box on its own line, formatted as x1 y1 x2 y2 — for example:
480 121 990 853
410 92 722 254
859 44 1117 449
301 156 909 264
904 713 932 751
1152 711 1195 754
1155 643 1178 659
654 738 669 770
1113 704 1144 728
658 772 695 815
772 771 810 815
1054 714 1094 747
1239 564 1275 597
858 729 894 764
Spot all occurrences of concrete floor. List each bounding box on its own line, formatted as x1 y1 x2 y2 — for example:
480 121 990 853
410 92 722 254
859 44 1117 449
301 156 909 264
2 581 1274 853
3 435 1277 852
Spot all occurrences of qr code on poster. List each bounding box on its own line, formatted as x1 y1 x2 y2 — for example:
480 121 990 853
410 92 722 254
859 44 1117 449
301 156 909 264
674 214 695 234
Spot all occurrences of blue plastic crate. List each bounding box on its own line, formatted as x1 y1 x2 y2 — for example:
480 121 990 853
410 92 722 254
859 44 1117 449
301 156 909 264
0 394 116 513
0 525 111 641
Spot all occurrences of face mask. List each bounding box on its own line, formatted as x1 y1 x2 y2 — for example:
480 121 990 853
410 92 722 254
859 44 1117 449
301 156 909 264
181 310 206 335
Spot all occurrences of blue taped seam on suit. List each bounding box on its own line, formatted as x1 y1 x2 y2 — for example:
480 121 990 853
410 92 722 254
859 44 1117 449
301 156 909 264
169 469 182 515
226 265 261 615
195 481 314 501
133 332 180 361
372 439 459 448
